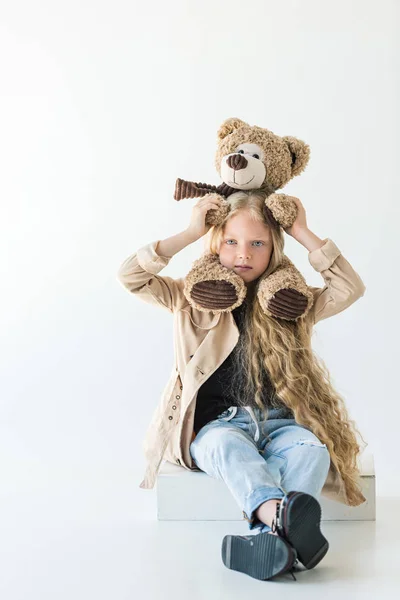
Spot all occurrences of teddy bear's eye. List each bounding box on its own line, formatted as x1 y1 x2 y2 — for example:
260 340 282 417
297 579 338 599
252 154 260 159
237 149 245 154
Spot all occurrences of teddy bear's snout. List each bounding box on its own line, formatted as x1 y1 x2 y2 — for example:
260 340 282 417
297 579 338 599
226 153 248 171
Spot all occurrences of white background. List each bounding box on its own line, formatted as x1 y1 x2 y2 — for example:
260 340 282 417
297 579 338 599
1 1 399 597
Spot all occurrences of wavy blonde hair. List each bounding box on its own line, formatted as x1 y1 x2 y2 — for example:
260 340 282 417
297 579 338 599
203 190 367 506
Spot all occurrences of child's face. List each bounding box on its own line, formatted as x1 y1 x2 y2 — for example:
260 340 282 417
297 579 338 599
218 211 273 286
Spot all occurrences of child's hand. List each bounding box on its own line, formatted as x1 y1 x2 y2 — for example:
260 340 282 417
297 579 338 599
283 196 308 237
186 193 224 240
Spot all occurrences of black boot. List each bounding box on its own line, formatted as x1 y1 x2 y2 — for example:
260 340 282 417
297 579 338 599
271 491 329 569
221 530 299 581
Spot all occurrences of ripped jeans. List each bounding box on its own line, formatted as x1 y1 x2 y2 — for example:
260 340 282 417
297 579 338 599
189 406 331 533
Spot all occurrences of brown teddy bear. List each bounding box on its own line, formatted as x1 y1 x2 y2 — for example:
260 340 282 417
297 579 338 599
174 117 315 320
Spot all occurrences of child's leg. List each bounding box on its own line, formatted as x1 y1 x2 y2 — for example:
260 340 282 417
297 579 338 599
259 425 331 500
255 499 282 535
189 420 285 531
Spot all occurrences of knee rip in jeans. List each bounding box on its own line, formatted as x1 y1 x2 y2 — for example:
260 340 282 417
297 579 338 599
296 439 327 449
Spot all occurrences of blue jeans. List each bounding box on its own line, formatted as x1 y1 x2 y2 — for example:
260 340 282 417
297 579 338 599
189 406 331 533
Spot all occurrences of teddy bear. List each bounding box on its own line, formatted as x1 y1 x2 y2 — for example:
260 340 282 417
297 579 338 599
174 117 315 321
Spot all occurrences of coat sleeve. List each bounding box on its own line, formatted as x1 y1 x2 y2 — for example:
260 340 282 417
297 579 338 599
307 238 366 325
116 240 187 313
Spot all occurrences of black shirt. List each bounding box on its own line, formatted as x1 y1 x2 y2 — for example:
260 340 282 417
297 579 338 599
193 301 293 434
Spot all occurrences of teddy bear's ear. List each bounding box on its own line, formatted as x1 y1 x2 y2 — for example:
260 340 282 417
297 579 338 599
282 136 311 177
217 117 249 141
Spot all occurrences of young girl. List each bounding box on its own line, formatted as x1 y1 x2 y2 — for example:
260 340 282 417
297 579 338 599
117 190 367 582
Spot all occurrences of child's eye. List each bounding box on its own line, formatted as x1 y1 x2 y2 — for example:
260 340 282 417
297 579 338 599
225 240 264 246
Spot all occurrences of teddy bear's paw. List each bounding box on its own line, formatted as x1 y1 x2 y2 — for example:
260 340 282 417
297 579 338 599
190 280 241 311
265 193 298 229
204 193 230 227
183 253 246 313
257 257 314 321
267 288 310 320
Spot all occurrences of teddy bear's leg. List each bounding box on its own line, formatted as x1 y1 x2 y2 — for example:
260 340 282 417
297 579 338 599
257 256 314 320
257 194 313 320
182 192 246 312
183 253 247 313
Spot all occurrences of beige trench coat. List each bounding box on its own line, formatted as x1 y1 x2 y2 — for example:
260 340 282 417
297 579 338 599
117 237 366 505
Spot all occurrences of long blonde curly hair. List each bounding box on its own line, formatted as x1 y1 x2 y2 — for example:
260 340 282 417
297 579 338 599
203 190 367 506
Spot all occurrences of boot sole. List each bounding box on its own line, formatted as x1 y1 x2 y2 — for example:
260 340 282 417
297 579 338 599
281 492 329 569
221 532 296 580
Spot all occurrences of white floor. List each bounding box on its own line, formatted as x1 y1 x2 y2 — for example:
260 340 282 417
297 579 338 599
1 467 399 599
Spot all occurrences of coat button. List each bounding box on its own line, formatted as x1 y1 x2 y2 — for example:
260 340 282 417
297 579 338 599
176 459 181 465
172 405 176 410
180 386 183 390
175 395 180 400
168 416 173 420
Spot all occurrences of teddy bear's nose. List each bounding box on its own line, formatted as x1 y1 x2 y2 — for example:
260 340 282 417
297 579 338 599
227 153 248 171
